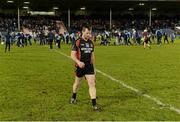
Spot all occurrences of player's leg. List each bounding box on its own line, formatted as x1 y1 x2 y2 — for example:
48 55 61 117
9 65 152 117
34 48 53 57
85 74 98 109
143 41 146 49
86 74 101 111
70 76 83 104
73 76 83 95
50 40 53 49
58 40 60 48
85 74 96 100
71 67 84 104
8 42 10 51
86 73 101 111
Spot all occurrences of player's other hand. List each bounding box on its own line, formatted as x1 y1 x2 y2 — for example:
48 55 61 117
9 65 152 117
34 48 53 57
78 61 85 68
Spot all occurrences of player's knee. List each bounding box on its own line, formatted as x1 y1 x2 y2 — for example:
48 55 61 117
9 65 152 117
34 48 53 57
88 80 95 87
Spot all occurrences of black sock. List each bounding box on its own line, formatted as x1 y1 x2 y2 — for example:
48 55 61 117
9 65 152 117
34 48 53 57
72 93 77 99
92 99 96 106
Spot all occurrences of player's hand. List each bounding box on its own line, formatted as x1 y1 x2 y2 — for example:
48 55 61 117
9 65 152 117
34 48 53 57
77 61 85 68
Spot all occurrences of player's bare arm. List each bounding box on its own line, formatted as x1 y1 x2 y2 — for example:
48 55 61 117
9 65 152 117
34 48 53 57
71 51 85 68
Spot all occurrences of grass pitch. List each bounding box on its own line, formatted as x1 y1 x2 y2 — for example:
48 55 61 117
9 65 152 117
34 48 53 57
0 39 180 120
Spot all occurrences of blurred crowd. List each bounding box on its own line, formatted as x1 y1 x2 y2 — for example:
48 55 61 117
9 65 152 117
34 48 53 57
0 15 179 49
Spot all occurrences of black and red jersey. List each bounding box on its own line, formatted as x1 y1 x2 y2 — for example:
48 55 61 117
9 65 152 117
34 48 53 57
72 38 94 64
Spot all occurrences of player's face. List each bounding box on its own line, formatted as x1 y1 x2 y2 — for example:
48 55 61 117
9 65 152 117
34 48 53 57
82 28 92 40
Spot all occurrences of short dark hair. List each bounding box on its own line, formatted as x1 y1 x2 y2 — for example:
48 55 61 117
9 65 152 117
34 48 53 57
82 24 92 32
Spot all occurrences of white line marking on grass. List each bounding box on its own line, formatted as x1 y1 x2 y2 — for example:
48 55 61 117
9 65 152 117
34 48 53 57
96 69 180 115
54 49 71 59
53 49 180 115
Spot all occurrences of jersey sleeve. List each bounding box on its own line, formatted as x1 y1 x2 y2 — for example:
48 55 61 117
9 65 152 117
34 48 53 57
72 43 77 51
72 39 80 51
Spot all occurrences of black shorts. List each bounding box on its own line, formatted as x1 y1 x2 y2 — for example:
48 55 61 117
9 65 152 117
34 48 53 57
75 63 94 77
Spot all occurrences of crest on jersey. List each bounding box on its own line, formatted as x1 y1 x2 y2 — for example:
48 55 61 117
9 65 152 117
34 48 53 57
86 43 89 47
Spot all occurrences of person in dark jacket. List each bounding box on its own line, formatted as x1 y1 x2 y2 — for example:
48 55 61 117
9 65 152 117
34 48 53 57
48 30 54 49
5 32 12 53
